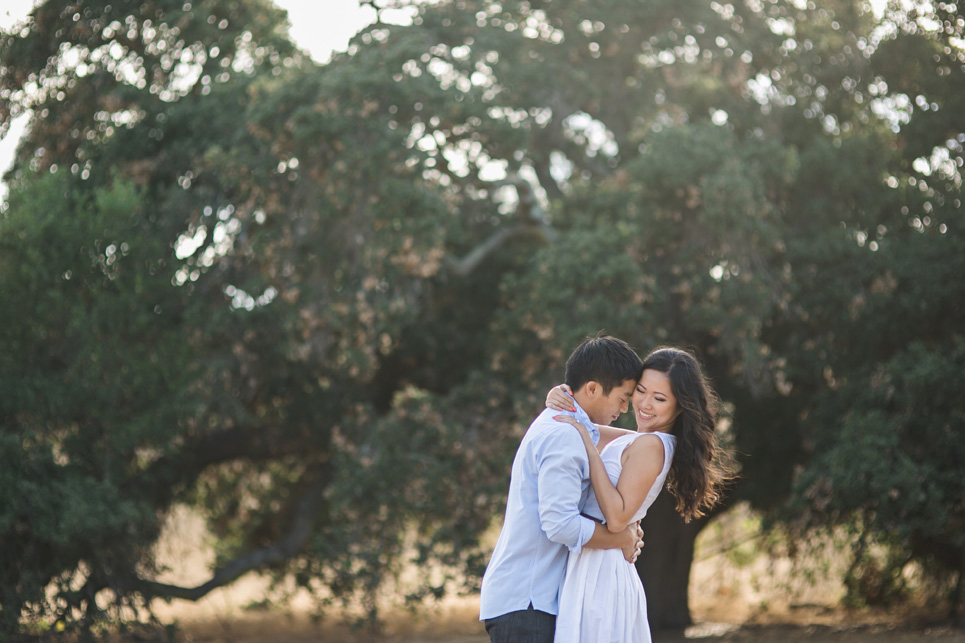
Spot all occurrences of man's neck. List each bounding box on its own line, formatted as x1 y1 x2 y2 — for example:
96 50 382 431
570 393 598 424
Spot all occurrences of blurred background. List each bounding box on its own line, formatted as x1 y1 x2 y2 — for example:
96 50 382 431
1 0 963 640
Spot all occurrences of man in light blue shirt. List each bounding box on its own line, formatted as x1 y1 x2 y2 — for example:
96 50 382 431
480 335 644 643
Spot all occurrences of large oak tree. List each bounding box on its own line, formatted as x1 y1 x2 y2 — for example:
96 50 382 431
1 0 962 635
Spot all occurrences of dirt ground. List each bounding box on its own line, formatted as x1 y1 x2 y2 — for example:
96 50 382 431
166 601 965 643
152 583 965 643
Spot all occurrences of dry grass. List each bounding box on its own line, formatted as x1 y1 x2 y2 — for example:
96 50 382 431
138 505 964 643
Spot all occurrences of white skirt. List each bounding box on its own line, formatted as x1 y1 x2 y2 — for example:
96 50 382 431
554 547 651 643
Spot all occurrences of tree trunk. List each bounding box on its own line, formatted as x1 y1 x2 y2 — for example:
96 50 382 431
635 490 707 630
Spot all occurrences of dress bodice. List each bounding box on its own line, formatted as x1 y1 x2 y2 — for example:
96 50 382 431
581 430 676 524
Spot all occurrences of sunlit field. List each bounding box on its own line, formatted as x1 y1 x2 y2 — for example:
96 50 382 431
123 506 965 643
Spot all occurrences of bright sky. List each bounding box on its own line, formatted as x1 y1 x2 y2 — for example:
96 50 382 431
0 0 375 202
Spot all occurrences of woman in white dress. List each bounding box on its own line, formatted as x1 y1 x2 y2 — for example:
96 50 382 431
545 347 732 643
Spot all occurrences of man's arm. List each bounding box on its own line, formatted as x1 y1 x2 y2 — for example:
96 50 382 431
536 426 643 559
599 424 634 444
536 428 597 553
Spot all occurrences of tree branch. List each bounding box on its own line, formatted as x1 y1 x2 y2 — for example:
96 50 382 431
134 463 331 602
445 222 557 278
141 423 320 504
445 175 558 277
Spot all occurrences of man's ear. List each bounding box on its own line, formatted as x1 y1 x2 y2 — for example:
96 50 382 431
583 381 601 398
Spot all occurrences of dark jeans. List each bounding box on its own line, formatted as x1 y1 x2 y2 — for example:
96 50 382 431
485 603 556 643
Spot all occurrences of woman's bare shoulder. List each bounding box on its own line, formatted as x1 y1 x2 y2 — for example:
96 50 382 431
623 432 666 464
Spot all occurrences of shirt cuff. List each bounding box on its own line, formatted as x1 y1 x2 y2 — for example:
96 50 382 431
570 515 597 555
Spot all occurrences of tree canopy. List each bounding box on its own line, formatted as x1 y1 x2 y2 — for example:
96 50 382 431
1 0 963 636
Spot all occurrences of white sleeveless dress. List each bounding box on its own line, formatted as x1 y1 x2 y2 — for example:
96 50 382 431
554 430 676 643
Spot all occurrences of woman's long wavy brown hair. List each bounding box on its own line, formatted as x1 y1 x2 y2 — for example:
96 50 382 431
643 347 733 522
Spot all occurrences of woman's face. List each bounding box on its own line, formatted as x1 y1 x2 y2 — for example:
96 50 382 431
632 369 680 433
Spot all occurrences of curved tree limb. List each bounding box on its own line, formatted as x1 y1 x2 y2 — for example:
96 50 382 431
445 223 557 278
134 463 331 602
140 424 320 507
445 175 558 277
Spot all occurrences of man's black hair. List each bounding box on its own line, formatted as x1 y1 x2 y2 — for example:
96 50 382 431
564 333 643 395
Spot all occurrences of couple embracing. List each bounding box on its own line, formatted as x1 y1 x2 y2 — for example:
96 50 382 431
479 334 731 643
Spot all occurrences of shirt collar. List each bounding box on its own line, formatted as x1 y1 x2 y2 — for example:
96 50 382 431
566 398 600 447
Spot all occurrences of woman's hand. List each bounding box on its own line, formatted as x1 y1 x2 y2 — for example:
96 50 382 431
545 383 575 411
553 414 590 439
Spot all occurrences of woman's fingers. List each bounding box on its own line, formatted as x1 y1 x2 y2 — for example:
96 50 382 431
553 415 586 431
547 386 576 411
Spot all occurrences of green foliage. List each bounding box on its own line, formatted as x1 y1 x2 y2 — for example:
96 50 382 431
791 339 965 607
0 172 191 633
1 0 963 635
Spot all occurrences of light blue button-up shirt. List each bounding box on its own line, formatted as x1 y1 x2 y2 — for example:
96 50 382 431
479 401 600 620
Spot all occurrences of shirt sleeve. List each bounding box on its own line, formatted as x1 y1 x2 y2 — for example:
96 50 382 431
536 428 596 554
